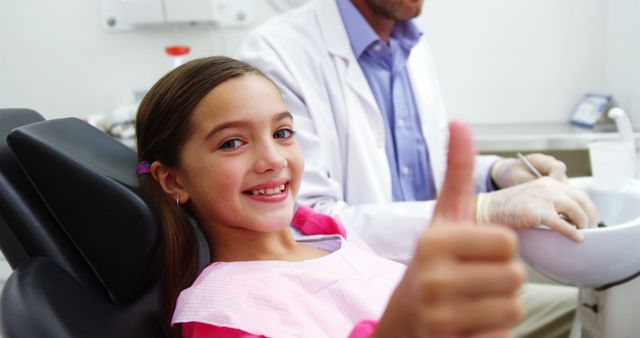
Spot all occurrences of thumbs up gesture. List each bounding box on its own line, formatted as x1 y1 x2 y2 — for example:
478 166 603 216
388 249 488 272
374 122 526 338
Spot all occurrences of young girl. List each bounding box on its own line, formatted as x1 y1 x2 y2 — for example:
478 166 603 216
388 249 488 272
135 56 524 338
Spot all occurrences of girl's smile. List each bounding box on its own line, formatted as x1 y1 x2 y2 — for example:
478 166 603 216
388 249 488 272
243 178 290 202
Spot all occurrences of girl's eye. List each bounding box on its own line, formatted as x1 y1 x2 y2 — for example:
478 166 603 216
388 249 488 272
274 128 295 139
219 139 244 150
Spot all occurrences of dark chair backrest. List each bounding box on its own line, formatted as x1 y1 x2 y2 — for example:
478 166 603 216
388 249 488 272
0 108 43 267
0 109 93 287
1 116 167 338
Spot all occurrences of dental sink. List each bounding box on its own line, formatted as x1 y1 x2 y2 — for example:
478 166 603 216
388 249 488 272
518 177 640 289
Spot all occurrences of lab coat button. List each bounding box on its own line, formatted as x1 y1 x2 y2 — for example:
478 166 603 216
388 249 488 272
373 44 382 52
401 166 410 175
397 118 405 128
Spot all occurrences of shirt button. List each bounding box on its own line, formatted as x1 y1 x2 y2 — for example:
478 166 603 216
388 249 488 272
373 44 382 52
401 166 410 176
397 118 405 128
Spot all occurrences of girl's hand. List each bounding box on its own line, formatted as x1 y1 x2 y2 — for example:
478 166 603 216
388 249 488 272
374 122 526 338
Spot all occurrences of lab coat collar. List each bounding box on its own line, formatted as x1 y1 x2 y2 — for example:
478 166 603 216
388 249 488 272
315 0 352 61
315 0 381 117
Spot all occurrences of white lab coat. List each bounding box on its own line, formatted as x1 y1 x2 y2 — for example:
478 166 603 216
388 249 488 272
239 0 498 262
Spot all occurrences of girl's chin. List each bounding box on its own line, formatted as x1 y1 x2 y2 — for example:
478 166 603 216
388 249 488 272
256 212 295 231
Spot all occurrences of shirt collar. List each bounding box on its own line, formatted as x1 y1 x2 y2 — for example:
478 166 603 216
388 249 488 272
336 0 423 57
393 19 422 51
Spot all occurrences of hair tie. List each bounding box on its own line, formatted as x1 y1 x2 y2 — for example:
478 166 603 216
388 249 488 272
136 161 151 177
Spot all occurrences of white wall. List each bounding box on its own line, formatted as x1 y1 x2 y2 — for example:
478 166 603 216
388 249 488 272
605 0 640 130
417 0 606 124
1 0 607 125
0 0 278 120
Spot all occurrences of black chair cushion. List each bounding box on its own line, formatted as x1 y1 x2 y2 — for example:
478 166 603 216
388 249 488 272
1 257 166 338
0 109 91 283
7 118 161 303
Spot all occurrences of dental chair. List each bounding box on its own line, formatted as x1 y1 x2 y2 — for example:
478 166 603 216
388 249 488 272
0 110 168 338
0 109 95 284
0 108 44 268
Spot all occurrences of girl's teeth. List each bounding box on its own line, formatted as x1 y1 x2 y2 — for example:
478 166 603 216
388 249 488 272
250 184 287 196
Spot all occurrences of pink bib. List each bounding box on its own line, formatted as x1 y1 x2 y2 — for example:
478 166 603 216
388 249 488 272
172 235 405 337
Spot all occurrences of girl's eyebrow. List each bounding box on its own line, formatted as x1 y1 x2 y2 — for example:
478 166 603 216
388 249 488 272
204 111 292 142
273 111 293 122
204 120 251 142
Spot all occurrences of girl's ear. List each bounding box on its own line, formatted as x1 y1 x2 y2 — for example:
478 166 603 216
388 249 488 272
150 161 189 203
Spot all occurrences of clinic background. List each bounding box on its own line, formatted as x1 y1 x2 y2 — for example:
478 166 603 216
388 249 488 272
1 1 639 331
1 0 638 128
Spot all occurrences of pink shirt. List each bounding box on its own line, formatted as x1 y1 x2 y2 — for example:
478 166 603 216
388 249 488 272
173 206 404 337
181 320 378 338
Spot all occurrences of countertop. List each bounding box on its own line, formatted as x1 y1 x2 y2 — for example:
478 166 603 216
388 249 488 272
471 123 639 152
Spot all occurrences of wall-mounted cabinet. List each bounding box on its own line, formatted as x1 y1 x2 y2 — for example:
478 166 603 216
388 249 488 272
100 0 254 31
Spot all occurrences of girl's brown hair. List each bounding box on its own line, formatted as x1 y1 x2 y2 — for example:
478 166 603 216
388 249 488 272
135 56 265 334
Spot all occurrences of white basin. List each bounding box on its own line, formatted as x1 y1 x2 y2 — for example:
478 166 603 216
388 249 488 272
518 177 640 288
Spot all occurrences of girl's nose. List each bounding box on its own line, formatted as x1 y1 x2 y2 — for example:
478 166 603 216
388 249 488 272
254 142 287 173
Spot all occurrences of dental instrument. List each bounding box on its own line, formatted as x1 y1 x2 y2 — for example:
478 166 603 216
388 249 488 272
516 152 542 178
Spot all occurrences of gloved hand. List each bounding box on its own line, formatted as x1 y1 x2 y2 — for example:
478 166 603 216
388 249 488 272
491 153 568 189
476 177 599 242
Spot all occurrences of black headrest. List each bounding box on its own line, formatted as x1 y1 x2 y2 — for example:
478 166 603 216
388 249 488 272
0 109 95 283
0 108 47 266
7 118 161 303
0 108 43 139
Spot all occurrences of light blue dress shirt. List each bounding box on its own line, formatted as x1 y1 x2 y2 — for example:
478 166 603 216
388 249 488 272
336 0 436 201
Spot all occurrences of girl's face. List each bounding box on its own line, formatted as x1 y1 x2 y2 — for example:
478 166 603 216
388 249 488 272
170 74 303 234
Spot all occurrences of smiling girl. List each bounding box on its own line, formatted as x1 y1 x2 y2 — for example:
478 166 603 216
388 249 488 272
136 56 524 338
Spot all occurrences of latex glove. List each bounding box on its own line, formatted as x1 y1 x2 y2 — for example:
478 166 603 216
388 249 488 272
374 122 525 338
476 177 599 242
491 153 568 189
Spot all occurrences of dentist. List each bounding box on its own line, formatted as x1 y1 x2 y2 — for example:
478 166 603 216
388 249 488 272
240 0 598 336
